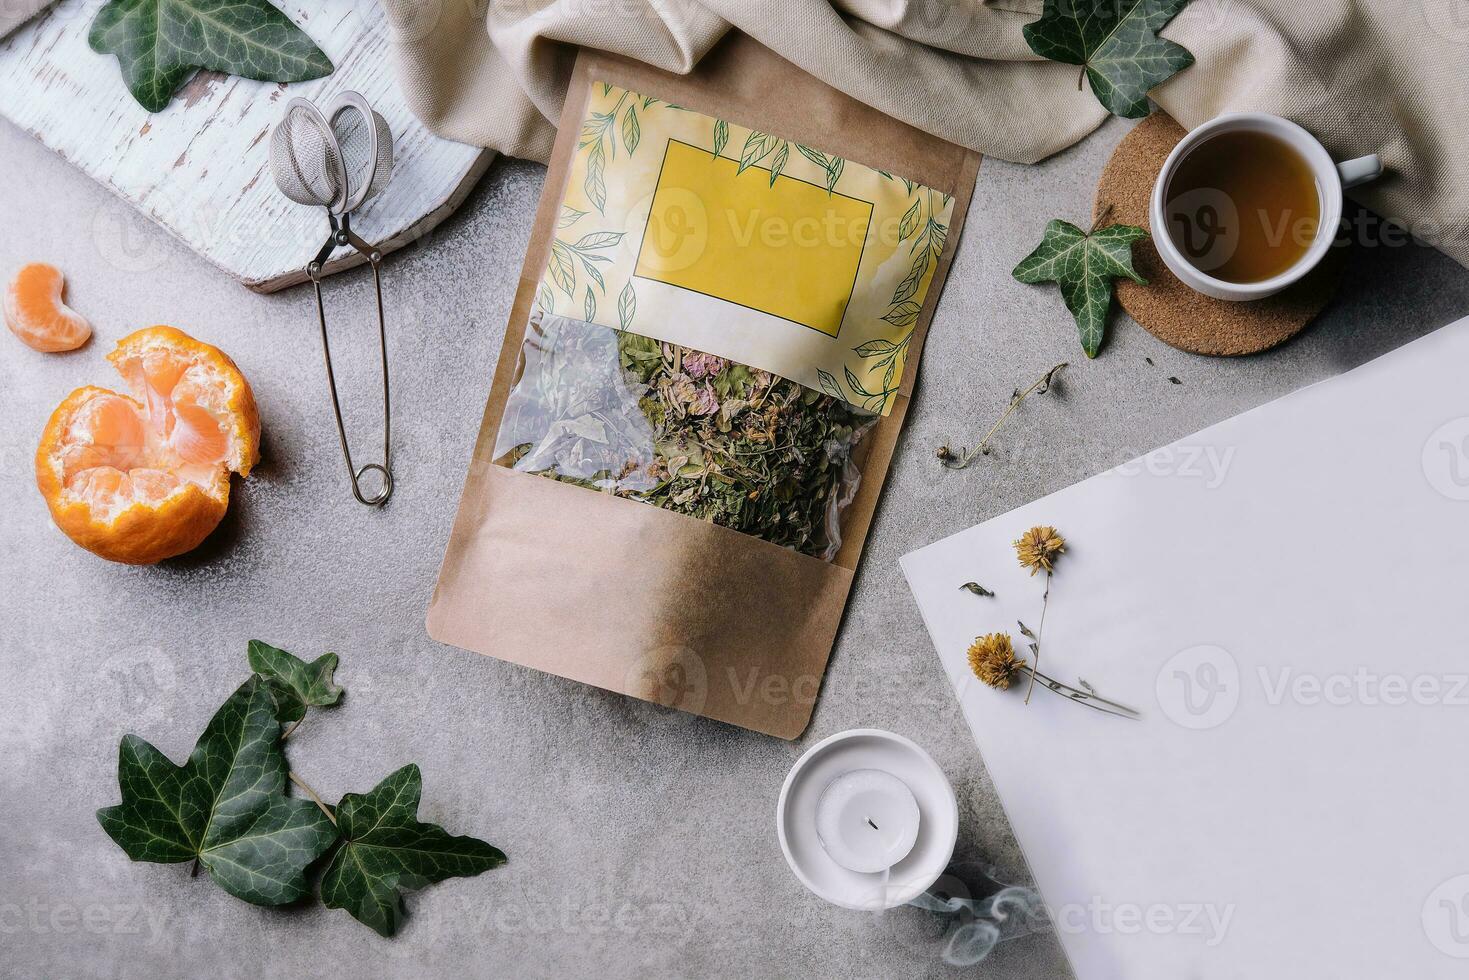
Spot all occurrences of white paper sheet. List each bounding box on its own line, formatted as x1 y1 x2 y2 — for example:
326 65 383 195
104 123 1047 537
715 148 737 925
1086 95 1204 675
901 315 1469 978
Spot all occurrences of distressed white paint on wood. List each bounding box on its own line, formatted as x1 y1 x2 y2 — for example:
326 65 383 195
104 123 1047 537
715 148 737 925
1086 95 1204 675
0 0 491 291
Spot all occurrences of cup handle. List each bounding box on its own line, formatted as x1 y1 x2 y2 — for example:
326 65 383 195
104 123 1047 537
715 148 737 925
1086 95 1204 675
1337 154 1383 189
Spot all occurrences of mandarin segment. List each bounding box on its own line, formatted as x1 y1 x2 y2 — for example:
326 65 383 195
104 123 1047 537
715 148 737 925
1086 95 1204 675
35 327 259 564
109 325 260 476
4 263 92 352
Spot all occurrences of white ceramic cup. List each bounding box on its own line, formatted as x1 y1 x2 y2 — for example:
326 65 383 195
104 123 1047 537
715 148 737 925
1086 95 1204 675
1149 112 1382 301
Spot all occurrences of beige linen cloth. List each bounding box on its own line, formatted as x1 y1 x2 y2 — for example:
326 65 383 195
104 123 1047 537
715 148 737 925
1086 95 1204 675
0 0 46 38
378 0 1469 268
2 0 1462 264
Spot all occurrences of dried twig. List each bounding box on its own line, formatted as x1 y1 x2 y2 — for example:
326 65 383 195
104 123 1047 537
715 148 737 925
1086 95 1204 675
937 363 1067 469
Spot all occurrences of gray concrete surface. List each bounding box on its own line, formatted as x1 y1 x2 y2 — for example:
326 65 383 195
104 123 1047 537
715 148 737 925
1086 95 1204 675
3 110 1467 980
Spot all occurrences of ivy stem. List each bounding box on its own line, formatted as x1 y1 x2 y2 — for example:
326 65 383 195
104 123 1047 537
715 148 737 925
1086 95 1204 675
1023 572 1052 705
281 718 303 740
189 858 200 878
289 771 337 826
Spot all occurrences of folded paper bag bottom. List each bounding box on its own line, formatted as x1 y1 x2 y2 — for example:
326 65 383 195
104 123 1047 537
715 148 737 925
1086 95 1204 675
427 463 853 739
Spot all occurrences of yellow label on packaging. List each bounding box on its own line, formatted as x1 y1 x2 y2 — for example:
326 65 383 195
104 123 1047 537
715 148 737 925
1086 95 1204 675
636 140 872 338
539 82 956 415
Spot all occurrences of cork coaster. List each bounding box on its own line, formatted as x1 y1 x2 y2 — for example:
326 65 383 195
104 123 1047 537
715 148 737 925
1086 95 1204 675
1093 113 1343 356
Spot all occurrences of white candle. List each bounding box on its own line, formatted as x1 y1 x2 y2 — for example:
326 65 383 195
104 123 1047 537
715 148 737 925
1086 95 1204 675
815 769 921 874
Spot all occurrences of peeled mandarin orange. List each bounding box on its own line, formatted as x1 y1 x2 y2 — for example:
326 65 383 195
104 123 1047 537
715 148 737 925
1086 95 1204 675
5 262 92 352
35 326 260 564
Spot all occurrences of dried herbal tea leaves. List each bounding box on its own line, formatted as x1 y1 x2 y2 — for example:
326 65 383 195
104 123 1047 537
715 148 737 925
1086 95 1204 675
495 312 875 559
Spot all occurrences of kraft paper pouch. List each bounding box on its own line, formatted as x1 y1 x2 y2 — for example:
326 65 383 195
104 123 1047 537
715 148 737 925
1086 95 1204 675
429 35 981 738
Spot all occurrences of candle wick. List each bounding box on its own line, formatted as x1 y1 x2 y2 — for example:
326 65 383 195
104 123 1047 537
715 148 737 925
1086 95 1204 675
866 817 879 831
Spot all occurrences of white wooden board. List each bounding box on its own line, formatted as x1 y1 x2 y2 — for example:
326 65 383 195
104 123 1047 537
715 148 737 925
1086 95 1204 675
0 0 492 291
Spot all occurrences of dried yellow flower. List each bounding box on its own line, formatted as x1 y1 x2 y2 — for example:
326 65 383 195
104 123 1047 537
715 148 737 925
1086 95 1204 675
967 632 1027 690
1014 525 1065 576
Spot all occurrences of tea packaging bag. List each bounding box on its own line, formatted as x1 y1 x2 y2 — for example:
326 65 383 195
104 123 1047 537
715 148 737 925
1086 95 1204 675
430 36 980 737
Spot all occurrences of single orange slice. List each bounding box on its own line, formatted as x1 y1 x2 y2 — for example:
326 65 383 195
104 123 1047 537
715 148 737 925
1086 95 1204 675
35 326 260 564
5 263 92 352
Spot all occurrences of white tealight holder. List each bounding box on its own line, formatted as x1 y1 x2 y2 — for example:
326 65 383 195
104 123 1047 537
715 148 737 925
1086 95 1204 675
777 729 959 910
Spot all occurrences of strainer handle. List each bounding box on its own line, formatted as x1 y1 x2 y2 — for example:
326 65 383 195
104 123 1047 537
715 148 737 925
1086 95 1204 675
307 213 393 506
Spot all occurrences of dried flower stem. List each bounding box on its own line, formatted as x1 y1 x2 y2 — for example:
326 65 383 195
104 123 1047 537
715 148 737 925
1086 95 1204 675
1024 573 1052 705
1024 666 1139 719
939 363 1067 469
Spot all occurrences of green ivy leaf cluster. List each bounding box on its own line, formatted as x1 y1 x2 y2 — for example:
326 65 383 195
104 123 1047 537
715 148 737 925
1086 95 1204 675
89 0 333 113
1012 218 1148 358
98 643 505 936
1022 0 1194 118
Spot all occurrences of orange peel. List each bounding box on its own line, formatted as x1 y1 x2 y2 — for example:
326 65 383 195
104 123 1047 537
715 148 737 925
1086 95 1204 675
5 262 92 352
36 326 260 564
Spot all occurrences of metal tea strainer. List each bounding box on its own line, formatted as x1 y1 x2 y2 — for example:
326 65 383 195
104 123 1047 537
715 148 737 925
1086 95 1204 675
268 91 396 506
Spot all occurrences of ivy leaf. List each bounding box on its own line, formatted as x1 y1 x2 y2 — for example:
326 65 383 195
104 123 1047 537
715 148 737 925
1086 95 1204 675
89 0 334 113
247 640 341 725
320 765 506 937
1012 219 1148 358
1022 0 1194 119
96 677 338 906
